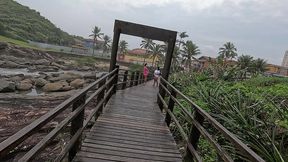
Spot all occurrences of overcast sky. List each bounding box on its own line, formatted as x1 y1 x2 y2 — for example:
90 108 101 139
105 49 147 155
16 0 287 65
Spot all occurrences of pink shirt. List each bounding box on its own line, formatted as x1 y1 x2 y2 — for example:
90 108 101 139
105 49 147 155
143 66 149 76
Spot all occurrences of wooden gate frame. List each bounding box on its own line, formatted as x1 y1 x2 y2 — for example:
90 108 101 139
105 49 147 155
109 20 177 81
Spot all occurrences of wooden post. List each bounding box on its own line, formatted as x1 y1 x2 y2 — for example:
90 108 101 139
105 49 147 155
184 110 205 161
112 65 119 94
69 94 86 161
165 88 176 126
109 28 121 72
158 38 176 111
122 70 128 90
130 72 135 87
95 79 106 119
135 71 139 86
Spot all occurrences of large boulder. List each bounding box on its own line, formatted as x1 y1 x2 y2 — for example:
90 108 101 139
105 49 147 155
42 81 72 92
70 79 85 89
35 78 48 87
16 82 33 91
49 73 82 83
78 66 92 71
0 80 15 92
84 72 97 80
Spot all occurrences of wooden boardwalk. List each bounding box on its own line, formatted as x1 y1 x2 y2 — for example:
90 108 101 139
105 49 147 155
73 82 182 162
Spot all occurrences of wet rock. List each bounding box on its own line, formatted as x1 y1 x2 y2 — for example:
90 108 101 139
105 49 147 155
78 66 92 71
0 61 25 68
35 78 48 87
8 74 25 82
96 72 108 79
70 79 85 89
16 81 33 91
0 61 4 66
33 59 50 65
84 72 96 80
0 42 8 50
42 81 72 92
51 62 65 69
0 80 15 92
33 65 59 72
49 73 82 83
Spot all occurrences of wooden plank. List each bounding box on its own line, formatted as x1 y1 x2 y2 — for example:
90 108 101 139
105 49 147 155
85 134 177 147
81 143 181 158
74 81 182 162
77 152 163 162
84 135 177 149
79 147 182 162
83 139 179 154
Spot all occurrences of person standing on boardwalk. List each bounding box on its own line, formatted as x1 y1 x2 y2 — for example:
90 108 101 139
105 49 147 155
153 67 161 87
143 63 149 83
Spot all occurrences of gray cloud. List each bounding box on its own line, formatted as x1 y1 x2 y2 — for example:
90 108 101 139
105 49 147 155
16 0 288 65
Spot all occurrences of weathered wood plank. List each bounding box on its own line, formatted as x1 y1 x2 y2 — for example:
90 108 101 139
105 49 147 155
74 81 182 162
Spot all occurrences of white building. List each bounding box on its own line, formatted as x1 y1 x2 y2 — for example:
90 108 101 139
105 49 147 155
282 51 288 67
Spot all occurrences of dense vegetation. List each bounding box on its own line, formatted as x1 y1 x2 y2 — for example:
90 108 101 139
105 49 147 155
169 70 288 161
0 0 79 45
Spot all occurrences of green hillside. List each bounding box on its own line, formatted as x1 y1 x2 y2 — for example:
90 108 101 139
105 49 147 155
0 0 79 46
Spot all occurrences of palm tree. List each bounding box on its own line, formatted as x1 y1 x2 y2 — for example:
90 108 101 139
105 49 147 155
252 58 267 74
178 32 189 48
181 40 200 71
102 35 111 55
219 42 237 61
149 44 164 67
237 55 253 69
172 46 180 71
119 40 128 54
140 38 155 63
89 26 103 55
237 55 254 78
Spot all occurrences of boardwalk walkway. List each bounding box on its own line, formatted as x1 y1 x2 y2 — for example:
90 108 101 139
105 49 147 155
73 82 182 162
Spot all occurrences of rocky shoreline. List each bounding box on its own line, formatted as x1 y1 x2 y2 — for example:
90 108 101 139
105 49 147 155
0 42 111 161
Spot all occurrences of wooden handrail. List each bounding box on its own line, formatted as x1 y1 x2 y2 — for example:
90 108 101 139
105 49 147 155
158 76 265 162
0 66 148 161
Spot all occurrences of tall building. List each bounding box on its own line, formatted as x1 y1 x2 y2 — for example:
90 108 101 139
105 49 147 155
282 51 288 67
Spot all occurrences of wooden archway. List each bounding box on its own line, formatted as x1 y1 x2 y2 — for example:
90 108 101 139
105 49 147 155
109 20 177 81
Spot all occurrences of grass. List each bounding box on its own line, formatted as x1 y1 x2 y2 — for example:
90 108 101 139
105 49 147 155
0 35 42 50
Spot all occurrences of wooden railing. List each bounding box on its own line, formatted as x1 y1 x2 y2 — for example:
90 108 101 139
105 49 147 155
0 66 147 162
157 77 265 162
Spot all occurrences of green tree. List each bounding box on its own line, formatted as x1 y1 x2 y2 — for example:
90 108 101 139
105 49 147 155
119 40 128 54
149 44 165 67
172 46 181 71
252 58 267 74
140 38 155 63
178 31 189 49
181 40 201 71
219 42 237 61
237 55 254 78
89 26 103 55
102 35 111 55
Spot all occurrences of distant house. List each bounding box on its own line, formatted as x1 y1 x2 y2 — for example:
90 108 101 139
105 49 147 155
266 64 288 76
118 48 159 66
197 56 216 69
